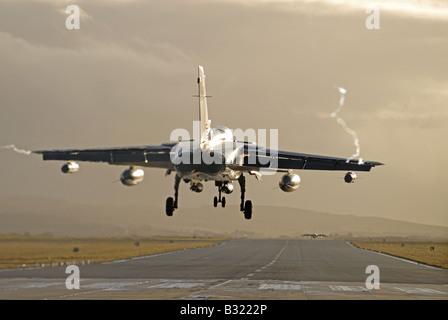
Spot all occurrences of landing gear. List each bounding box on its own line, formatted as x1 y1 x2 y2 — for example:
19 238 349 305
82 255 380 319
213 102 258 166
165 174 252 219
166 197 174 216
244 200 252 220
238 174 253 220
213 182 226 208
238 174 245 212
166 174 181 217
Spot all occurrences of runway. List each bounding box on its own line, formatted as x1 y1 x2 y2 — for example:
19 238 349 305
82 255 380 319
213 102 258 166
1 239 447 300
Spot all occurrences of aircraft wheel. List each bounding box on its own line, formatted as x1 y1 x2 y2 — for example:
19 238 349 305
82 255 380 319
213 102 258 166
244 200 252 220
213 196 218 208
221 197 226 208
166 197 174 217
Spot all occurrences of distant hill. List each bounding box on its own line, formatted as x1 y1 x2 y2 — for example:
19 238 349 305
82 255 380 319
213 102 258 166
1 196 447 240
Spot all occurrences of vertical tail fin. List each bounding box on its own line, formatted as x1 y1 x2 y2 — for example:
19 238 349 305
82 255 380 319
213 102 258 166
198 66 211 142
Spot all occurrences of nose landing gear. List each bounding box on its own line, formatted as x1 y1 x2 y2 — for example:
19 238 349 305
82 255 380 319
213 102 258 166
213 182 226 208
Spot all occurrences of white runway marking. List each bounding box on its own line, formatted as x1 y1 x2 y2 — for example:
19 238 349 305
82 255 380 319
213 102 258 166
259 283 302 291
329 285 369 292
245 240 289 278
348 241 444 270
148 282 206 289
1 278 447 299
0 281 60 290
394 287 447 295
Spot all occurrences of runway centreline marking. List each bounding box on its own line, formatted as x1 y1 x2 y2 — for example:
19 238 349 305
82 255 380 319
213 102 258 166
245 240 289 278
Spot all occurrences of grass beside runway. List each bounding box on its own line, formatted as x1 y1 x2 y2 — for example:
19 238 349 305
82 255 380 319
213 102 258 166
352 241 448 269
0 235 225 269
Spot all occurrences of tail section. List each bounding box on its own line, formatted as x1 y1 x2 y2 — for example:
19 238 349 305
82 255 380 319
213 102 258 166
198 66 211 143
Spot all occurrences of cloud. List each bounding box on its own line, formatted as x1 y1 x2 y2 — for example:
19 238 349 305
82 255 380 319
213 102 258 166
1 0 447 228
369 78 448 129
232 0 448 19
12 0 448 19
30 0 143 3
374 104 447 126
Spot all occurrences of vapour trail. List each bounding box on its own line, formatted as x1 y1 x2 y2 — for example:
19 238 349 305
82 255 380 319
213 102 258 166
330 87 363 164
1 144 32 155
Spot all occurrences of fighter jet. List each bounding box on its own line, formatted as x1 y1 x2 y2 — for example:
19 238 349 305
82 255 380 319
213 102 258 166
302 233 328 239
34 66 383 220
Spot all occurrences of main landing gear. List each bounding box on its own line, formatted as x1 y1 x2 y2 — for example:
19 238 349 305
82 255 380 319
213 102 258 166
165 174 180 217
237 174 252 220
165 173 253 219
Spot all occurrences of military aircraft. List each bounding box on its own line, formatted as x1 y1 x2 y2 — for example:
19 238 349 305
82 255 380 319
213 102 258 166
34 66 383 220
302 233 328 239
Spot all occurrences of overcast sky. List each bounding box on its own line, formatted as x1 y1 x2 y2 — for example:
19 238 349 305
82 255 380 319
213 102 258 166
0 0 447 228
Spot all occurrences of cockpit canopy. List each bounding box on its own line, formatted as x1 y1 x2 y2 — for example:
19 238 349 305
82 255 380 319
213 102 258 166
205 126 233 142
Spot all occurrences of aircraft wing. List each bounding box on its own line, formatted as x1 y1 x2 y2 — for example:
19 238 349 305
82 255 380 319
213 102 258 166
232 144 383 172
33 143 176 169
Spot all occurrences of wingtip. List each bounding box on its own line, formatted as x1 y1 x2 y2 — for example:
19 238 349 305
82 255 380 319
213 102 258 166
198 65 205 77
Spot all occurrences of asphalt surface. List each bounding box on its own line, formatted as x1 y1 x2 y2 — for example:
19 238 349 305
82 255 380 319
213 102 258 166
1 239 447 299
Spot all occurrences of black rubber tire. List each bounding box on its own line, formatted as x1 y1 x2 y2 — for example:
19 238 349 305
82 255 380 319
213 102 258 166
166 197 174 216
244 200 252 220
222 197 226 208
213 196 218 208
